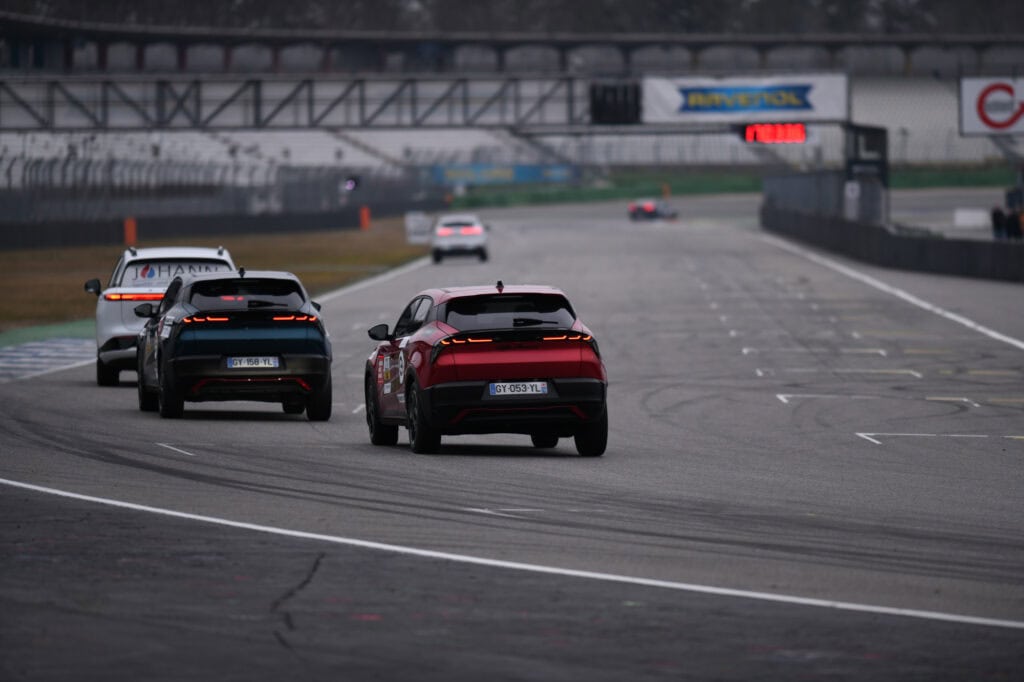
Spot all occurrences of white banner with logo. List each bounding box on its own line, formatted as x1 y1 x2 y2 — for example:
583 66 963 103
960 77 1024 136
642 74 848 124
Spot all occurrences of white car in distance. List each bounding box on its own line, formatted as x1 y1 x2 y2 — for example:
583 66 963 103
84 246 235 386
430 213 489 264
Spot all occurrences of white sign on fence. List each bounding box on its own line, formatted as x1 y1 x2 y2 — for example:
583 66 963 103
405 211 434 244
960 77 1024 136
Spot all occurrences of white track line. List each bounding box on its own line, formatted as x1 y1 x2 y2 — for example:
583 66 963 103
762 235 1024 352
1 476 1022 631
155 442 198 458
0 358 93 384
856 432 1018 445
776 393 879 404
316 257 430 303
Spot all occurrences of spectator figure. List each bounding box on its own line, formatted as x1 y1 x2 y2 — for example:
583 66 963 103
991 205 1006 240
1006 209 1023 241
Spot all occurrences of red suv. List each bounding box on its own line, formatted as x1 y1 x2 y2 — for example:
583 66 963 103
364 282 608 456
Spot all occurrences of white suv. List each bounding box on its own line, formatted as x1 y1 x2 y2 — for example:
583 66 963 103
84 246 235 386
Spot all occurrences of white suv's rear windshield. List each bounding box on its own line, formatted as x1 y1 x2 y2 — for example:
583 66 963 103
189 279 306 311
118 260 233 288
445 294 575 331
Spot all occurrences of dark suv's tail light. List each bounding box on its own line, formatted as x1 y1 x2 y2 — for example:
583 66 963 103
182 315 230 323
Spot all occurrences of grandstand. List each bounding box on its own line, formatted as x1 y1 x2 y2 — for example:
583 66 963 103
344 128 546 166
0 74 1007 184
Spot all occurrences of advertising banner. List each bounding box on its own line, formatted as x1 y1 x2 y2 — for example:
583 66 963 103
960 77 1024 136
643 74 848 125
431 164 577 186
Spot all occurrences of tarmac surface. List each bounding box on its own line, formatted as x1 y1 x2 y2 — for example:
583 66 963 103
2 192 1022 680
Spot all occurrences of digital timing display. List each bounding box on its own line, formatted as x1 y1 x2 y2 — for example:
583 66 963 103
742 123 807 144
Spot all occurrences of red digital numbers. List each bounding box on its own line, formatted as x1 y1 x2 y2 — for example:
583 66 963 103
743 123 807 144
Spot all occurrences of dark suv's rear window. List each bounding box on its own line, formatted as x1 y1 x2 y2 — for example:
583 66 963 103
445 294 575 331
189 279 305 311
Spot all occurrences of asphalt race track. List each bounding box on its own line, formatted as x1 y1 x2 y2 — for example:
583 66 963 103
2 193 1023 680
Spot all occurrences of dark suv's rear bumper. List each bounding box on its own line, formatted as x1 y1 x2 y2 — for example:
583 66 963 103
421 378 606 436
168 354 331 403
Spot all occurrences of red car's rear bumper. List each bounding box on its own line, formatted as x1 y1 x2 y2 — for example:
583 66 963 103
421 378 606 436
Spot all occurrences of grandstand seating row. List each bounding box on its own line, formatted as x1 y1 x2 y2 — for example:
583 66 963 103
48 42 1024 79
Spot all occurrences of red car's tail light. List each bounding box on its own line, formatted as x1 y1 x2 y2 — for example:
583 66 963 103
459 225 484 236
439 336 492 347
104 293 164 301
433 335 491 363
543 333 600 357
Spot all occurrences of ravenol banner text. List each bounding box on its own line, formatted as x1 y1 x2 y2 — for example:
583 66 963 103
642 74 848 124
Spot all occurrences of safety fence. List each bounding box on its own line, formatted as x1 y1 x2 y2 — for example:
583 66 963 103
0 164 445 249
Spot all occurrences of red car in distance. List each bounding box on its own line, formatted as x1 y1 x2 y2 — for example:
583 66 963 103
628 198 677 221
364 282 608 456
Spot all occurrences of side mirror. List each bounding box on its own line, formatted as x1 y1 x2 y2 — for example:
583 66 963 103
134 303 156 318
367 323 390 341
312 301 322 312
484 223 492 232
84 278 101 296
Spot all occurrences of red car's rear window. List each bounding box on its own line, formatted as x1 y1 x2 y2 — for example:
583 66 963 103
444 294 575 332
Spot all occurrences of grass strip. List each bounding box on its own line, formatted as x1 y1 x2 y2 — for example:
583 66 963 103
0 218 426 338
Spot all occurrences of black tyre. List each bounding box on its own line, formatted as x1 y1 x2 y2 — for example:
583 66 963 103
478 249 489 262
406 382 440 454
157 365 184 419
136 355 158 412
574 409 607 457
282 401 305 415
306 374 332 422
96 358 119 387
366 375 399 446
531 434 558 449
432 251 443 264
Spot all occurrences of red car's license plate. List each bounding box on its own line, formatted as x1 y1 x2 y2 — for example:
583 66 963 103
489 381 548 396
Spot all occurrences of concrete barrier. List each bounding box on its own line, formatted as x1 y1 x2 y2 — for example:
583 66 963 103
761 203 1024 283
